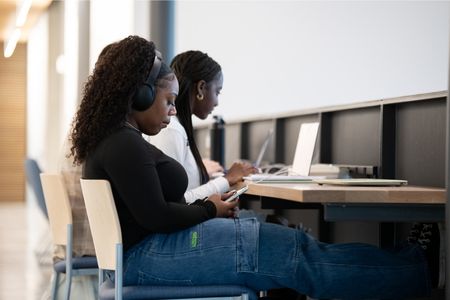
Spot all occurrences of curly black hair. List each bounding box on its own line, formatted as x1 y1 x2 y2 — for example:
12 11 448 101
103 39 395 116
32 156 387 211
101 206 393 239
70 35 165 164
170 50 221 184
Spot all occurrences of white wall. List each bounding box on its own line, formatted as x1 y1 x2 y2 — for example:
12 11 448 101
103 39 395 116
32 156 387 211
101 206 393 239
27 13 49 166
26 0 450 163
89 0 135 70
27 0 148 171
175 1 449 123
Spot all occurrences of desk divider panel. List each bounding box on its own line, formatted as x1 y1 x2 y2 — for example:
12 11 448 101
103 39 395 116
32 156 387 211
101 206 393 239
224 123 242 167
319 112 332 164
324 106 381 167
240 122 250 161
380 105 396 179
274 119 285 163
395 98 446 188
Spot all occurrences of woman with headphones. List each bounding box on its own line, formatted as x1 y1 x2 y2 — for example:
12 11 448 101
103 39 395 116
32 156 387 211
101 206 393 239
70 36 432 299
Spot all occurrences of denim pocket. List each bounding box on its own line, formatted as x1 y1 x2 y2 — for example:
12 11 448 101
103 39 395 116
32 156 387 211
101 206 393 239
142 223 204 256
236 218 259 273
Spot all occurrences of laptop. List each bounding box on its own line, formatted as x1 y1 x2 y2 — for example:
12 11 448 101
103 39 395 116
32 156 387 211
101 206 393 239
245 122 322 183
290 122 320 176
254 129 274 168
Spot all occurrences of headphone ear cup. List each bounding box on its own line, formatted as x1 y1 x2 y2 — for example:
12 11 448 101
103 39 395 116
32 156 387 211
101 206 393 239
132 83 155 111
132 51 162 111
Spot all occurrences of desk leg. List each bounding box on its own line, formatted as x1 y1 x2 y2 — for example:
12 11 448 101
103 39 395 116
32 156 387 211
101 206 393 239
318 206 331 243
379 222 397 248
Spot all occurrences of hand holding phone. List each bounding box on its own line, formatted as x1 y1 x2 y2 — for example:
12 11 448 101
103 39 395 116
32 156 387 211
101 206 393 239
224 185 248 202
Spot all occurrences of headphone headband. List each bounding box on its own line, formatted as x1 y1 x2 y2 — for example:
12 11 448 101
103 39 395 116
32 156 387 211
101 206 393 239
145 50 162 86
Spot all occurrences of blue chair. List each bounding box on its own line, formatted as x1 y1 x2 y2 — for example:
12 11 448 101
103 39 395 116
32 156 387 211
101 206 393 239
80 179 258 300
25 158 48 218
41 173 98 300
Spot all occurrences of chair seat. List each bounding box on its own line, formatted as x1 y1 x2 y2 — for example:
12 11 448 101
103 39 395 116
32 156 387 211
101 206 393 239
54 256 98 273
99 279 258 300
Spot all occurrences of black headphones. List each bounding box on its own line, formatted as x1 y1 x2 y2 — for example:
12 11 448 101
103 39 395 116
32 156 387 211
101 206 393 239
131 50 162 111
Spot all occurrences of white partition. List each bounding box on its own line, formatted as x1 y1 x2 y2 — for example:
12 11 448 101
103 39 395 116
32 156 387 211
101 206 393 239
176 1 449 123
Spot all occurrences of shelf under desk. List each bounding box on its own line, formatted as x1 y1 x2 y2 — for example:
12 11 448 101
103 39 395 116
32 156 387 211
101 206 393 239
244 182 446 222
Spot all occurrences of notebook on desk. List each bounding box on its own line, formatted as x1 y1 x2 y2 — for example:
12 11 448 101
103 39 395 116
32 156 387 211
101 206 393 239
314 178 408 186
246 174 324 183
245 122 321 183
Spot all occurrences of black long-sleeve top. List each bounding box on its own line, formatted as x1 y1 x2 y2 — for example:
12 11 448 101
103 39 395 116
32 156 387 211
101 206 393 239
83 126 216 250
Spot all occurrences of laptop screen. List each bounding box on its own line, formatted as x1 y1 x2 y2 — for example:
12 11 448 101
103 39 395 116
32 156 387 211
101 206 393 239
291 122 320 176
254 129 274 168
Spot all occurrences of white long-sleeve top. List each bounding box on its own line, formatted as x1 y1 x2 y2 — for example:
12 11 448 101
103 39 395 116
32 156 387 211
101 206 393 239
149 116 230 204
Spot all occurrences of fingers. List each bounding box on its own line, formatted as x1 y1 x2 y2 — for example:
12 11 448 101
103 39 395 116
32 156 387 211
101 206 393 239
227 207 238 218
227 201 239 218
226 162 259 185
208 194 239 218
227 200 240 218
221 190 236 200
241 164 258 176
230 162 253 173
225 198 239 208
247 166 259 174
231 206 240 218
203 159 225 174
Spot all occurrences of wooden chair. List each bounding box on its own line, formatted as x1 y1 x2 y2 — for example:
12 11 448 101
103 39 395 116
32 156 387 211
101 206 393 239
80 178 257 300
40 173 98 300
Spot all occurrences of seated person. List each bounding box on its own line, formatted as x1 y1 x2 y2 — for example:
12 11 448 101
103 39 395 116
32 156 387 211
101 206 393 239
70 36 435 299
150 50 258 204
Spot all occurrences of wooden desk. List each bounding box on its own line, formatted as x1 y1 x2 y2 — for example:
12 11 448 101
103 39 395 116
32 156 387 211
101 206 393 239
243 182 446 222
246 182 445 204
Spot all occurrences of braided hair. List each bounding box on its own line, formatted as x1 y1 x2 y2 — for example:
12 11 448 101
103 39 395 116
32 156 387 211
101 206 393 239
170 51 222 184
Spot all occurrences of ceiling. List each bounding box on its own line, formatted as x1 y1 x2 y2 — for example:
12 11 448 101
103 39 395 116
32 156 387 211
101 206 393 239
0 0 52 43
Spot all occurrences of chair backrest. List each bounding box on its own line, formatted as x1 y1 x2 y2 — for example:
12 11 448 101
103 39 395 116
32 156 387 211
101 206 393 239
80 179 122 271
25 158 48 218
40 173 73 245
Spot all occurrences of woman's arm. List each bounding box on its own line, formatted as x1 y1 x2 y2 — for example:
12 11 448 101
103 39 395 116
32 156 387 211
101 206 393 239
101 131 216 233
184 176 230 204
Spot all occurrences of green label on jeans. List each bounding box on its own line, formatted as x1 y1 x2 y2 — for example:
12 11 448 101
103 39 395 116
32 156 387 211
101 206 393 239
191 231 198 248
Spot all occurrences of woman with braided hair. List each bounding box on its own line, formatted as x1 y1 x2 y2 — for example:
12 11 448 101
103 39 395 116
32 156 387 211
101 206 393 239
71 36 433 299
151 50 258 204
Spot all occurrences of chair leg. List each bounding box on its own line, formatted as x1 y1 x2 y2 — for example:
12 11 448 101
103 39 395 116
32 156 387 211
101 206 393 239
116 243 123 300
98 269 104 291
64 273 72 300
50 271 60 300
64 224 73 300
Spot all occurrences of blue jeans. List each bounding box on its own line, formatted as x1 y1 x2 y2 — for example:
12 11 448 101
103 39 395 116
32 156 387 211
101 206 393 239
122 218 430 299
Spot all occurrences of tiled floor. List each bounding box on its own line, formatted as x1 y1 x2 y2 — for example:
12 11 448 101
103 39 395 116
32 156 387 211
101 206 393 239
0 201 28 299
0 201 52 300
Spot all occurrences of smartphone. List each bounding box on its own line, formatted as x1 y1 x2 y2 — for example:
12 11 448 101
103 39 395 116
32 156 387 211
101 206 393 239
225 185 249 202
